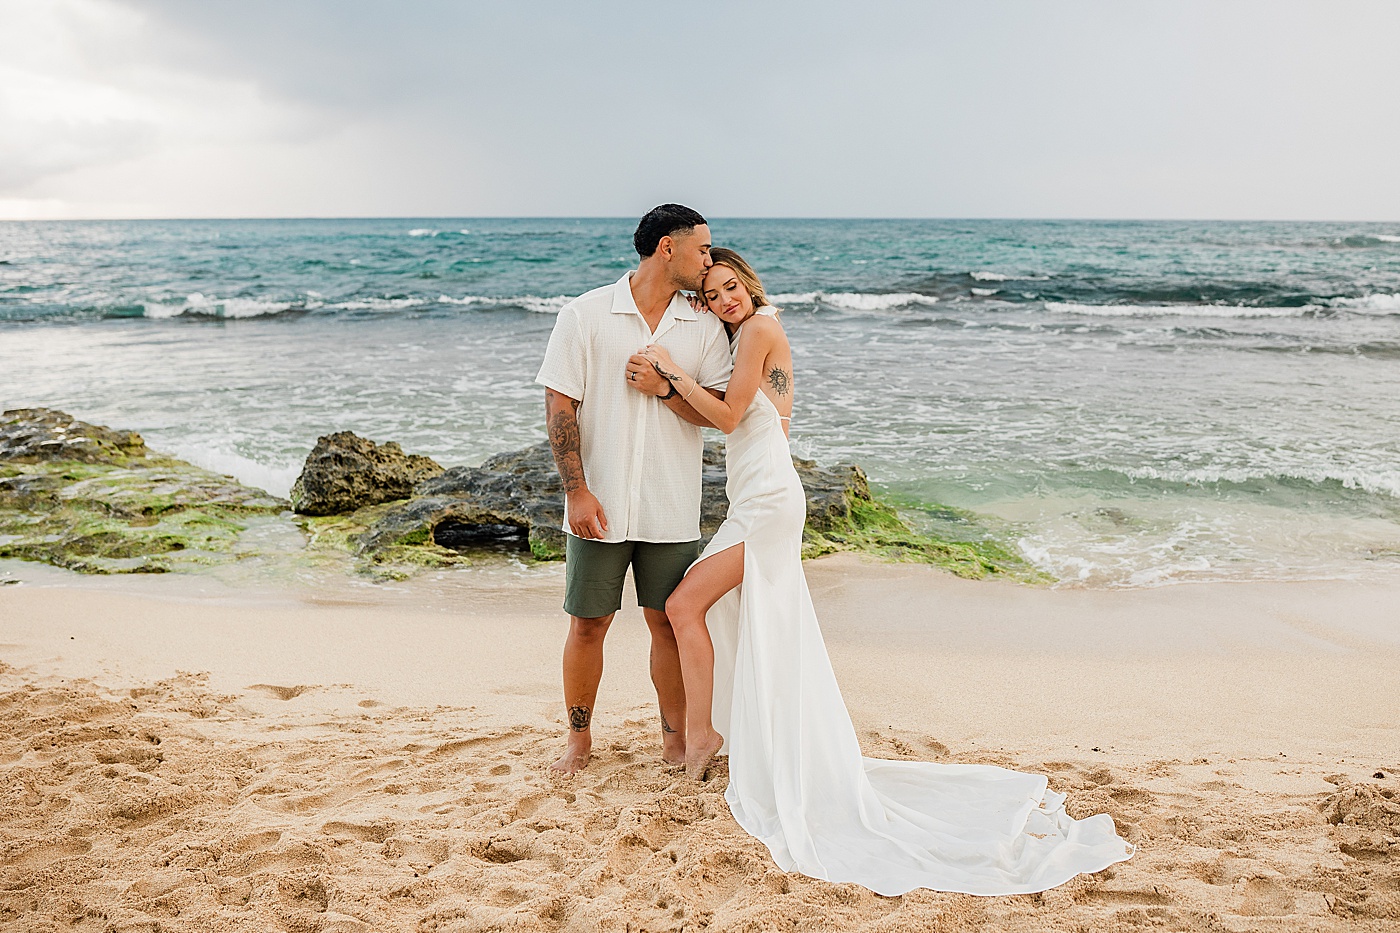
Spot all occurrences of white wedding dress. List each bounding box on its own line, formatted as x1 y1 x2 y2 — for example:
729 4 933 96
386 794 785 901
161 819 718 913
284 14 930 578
695 312 1133 897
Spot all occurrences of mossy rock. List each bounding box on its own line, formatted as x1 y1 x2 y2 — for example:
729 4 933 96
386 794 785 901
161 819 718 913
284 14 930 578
800 489 1046 582
0 409 288 574
344 440 1040 582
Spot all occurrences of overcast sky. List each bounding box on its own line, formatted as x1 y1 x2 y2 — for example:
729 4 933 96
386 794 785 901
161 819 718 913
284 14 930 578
2 0 1397 220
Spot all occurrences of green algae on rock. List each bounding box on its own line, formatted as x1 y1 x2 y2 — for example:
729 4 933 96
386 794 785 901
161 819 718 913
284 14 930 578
326 439 1038 582
2 410 1037 582
800 485 1046 581
0 409 288 574
296 501 469 580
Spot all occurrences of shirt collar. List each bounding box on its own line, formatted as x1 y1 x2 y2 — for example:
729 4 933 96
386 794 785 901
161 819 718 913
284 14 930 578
610 270 697 321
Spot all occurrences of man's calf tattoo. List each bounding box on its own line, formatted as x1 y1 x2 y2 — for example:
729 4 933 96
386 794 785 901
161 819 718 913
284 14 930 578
660 708 678 734
568 705 592 732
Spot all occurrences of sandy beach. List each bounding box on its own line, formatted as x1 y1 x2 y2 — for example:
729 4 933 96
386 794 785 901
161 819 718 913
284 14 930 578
2 555 1397 932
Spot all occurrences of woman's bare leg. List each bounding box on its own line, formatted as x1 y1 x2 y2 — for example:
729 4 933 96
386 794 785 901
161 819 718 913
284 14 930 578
664 543 745 778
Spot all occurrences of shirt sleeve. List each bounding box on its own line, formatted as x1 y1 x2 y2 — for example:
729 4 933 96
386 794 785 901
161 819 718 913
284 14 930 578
695 319 733 391
534 304 587 400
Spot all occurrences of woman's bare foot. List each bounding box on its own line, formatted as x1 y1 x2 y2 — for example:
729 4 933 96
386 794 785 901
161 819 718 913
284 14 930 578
662 729 686 767
550 733 591 776
684 729 723 780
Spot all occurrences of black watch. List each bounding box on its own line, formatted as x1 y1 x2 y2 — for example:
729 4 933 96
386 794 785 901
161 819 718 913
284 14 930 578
658 382 680 401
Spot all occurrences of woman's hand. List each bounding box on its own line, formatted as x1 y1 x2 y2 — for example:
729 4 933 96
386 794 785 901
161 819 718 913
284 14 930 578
641 344 690 395
641 344 678 374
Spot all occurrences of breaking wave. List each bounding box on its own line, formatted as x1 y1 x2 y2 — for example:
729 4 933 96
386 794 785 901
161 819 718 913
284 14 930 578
1120 464 1400 500
768 291 939 311
141 293 317 319
1045 302 1309 319
1326 293 1400 314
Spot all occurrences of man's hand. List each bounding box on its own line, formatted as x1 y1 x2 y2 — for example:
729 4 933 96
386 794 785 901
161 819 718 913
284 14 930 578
626 353 670 396
566 487 609 540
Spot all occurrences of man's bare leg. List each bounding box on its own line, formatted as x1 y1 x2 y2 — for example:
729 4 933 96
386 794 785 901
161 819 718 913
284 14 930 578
552 612 614 775
665 544 745 779
643 607 687 766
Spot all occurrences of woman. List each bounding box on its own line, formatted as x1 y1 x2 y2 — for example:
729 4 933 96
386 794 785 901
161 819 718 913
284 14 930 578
640 249 1132 897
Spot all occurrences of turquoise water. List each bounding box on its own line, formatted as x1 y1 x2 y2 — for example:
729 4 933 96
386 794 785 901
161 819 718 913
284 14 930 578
3 218 1399 586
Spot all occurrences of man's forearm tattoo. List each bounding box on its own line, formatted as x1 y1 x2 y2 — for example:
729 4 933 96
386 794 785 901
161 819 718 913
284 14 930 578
767 367 792 397
547 408 585 492
568 705 591 732
660 708 678 734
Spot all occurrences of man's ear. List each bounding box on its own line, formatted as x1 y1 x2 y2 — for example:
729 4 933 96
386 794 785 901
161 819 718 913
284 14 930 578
656 235 673 260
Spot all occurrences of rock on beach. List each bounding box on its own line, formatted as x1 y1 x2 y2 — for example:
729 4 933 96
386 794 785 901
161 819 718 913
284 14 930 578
289 431 444 516
0 409 287 574
291 433 1025 578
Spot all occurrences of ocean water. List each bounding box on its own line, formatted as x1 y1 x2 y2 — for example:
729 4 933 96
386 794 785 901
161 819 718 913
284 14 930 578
2 218 1399 587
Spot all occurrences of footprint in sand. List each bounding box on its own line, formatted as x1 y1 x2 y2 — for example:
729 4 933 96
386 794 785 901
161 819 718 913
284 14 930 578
248 684 315 701
1237 876 1296 916
320 820 396 843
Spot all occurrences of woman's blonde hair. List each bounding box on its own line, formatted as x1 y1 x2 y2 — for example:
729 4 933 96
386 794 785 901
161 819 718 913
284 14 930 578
704 247 778 313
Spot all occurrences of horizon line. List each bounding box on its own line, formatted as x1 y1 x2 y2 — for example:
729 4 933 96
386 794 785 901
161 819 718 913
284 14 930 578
2 215 1399 224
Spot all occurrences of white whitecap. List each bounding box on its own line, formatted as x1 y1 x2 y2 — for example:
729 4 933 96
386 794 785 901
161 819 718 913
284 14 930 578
434 294 570 313
1045 302 1308 319
971 271 1052 281
768 291 938 311
1123 464 1400 499
1374 234 1400 243
970 287 1000 297
520 295 571 313
154 440 301 499
333 297 430 311
407 229 438 237
140 293 296 319
1327 293 1400 314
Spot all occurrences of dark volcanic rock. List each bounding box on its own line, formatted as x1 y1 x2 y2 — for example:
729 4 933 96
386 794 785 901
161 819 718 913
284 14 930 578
357 439 876 562
290 432 444 516
1 408 148 464
792 455 873 535
359 443 565 559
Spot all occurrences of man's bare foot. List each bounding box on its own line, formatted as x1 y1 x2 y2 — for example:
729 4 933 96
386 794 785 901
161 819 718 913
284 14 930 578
550 734 591 776
662 732 686 767
684 729 723 780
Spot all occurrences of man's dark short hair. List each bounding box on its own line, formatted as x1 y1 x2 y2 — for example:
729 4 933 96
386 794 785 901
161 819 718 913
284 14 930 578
634 204 707 258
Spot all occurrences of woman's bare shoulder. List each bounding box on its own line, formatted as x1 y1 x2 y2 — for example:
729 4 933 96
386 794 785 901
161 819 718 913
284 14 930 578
744 313 787 344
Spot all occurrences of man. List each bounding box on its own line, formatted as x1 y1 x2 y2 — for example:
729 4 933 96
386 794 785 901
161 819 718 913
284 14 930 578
535 204 732 775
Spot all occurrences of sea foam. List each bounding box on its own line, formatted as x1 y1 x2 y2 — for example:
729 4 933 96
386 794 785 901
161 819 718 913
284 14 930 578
769 292 938 311
1045 302 1307 319
971 271 1052 281
1122 464 1400 500
143 293 310 319
436 295 571 313
1327 293 1400 313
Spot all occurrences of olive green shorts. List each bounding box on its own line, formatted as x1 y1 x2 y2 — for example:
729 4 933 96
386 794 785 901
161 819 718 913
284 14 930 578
563 536 701 619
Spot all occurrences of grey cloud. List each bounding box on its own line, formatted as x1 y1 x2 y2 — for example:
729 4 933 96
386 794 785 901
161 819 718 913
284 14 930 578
0 118 156 190
13 0 1400 218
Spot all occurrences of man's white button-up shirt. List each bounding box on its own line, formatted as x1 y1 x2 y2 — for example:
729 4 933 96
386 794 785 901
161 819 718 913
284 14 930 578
535 271 733 543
